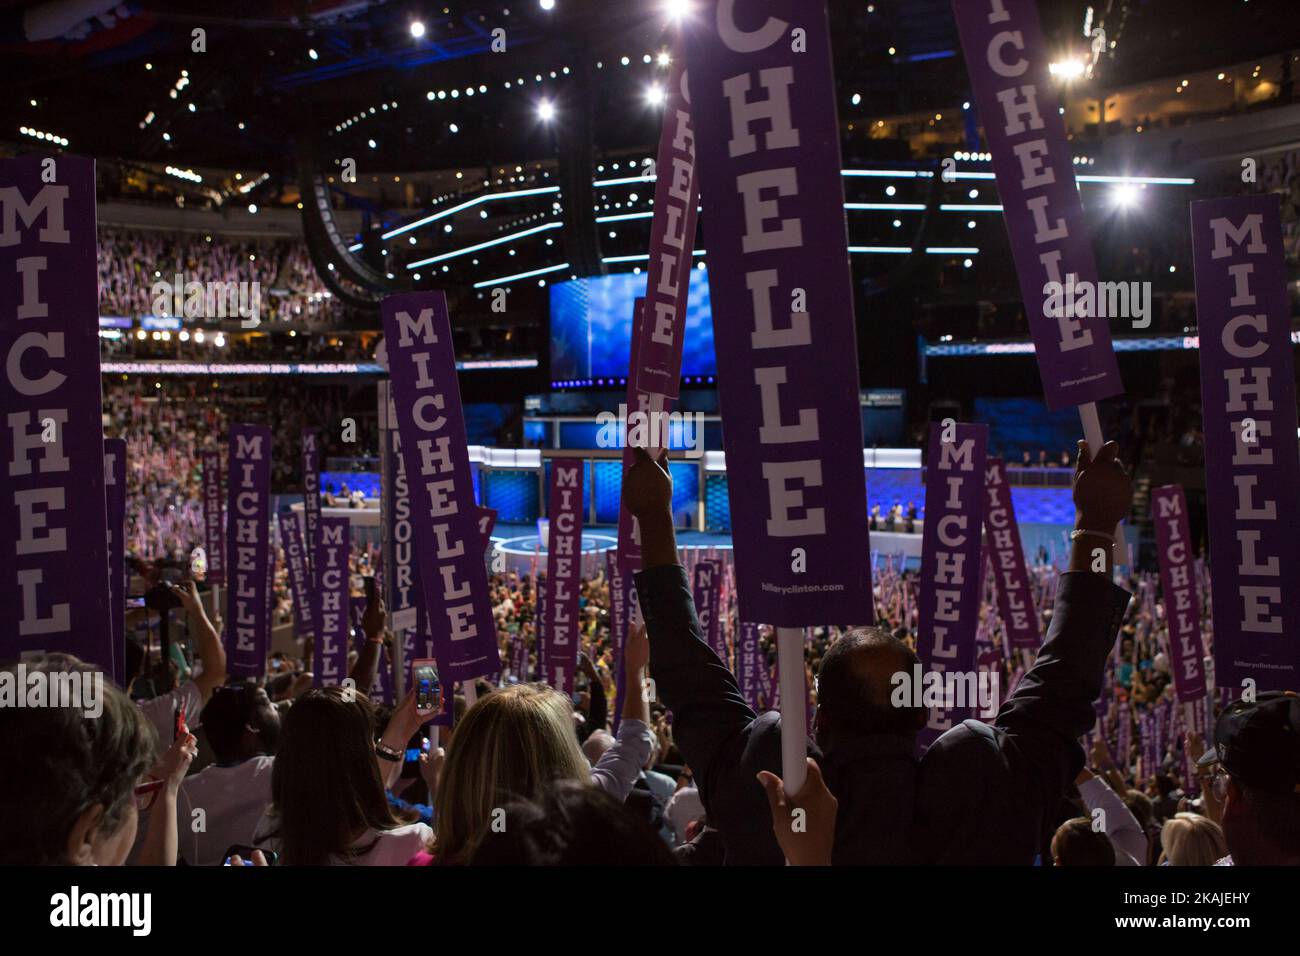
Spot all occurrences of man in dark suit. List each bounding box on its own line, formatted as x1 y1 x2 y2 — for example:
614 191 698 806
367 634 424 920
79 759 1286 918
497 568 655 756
623 439 1133 865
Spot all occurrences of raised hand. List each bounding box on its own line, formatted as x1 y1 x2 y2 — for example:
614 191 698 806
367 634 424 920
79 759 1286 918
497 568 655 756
1072 440 1131 533
756 758 838 866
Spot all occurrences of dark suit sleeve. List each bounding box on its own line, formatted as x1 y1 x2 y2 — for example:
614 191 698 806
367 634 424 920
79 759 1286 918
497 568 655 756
993 570 1131 805
635 565 787 864
634 564 757 776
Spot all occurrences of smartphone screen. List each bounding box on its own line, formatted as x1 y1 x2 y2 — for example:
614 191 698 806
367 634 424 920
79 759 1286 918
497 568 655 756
411 659 441 714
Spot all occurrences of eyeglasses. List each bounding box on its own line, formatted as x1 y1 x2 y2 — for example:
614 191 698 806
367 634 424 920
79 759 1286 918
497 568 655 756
134 776 165 812
1200 766 1229 802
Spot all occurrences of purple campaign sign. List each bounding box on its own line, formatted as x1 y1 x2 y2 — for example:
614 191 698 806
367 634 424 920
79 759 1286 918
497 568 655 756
382 292 498 681
313 516 350 687
278 511 315 641
983 458 1040 650
302 428 321 586
201 451 225 585
635 35 700 400
618 299 669 572
951 0 1123 409
1190 194 1300 693
738 622 761 710
104 438 127 687
225 424 272 678
685 0 872 627
543 458 584 694
1 155 113 667
693 559 725 662
916 423 988 742
385 429 418 634
1151 486 1208 703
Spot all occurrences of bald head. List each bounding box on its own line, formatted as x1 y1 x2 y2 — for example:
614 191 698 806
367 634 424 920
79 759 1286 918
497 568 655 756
815 627 925 748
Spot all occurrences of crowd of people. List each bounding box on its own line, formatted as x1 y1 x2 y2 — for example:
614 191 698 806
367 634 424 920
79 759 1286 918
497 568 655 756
6 433 1297 868
97 229 344 327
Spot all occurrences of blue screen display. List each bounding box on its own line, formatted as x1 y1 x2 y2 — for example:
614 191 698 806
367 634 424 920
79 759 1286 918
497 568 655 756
549 270 716 381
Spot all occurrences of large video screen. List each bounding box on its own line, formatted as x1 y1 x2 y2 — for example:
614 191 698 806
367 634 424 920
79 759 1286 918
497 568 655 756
549 270 716 382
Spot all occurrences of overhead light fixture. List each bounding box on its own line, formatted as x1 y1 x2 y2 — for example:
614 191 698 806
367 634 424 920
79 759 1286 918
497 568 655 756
410 21 426 38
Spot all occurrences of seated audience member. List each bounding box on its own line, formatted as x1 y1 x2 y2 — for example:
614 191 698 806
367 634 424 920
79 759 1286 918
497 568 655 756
423 626 652 864
1051 817 1117 866
0 657 193 865
1193 692 1300 866
176 681 281 865
469 782 677 866
254 688 431 865
621 439 1133 865
1159 812 1228 866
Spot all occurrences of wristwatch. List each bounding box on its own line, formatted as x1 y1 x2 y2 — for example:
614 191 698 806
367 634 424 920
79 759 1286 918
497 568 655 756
375 741 403 762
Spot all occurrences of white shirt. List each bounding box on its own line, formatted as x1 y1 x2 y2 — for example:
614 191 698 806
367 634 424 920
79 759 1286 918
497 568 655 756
176 756 275 866
665 786 706 845
137 680 204 756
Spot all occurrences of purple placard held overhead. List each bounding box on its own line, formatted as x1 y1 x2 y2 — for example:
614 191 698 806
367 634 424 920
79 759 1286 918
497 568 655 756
951 0 1123 409
104 438 127 688
225 424 272 678
738 622 761 710
693 559 725 662
916 422 989 743
618 299 666 574
382 292 498 682
313 516 350 687
278 510 315 641
201 451 224 585
1190 195 1300 693
607 550 627 671
543 459 585 694
635 34 699 400
1151 486 1208 703
685 0 872 627
385 428 418 634
476 506 497 553
983 458 1040 650
302 428 321 584
1 155 113 667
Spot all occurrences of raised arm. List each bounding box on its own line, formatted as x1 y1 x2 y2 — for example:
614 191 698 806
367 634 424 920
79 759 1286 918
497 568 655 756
171 581 226 704
993 441 1133 803
349 589 387 698
623 448 758 777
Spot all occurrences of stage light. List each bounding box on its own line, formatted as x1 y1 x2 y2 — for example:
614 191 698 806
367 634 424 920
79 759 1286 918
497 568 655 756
540 0 556 9
214 334 226 347
1111 183 1140 209
657 50 671 67
194 330 205 343
963 258 973 268
308 48 318 60
665 0 691 20
1049 59 1085 80
449 122 459 133
851 93 861 106
136 329 147 341
247 203 258 214
410 20 426 38
179 330 190 342
537 99 556 122
646 84 666 106
368 138 377 148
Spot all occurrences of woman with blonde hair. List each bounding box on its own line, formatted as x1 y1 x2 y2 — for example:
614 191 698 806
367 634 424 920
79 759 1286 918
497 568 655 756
1159 811 1227 866
421 624 652 864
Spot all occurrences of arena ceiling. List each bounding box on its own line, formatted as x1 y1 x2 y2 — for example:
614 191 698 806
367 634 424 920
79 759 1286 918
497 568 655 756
7 0 1298 179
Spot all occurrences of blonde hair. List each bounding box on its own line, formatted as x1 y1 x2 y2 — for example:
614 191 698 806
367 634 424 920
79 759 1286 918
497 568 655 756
433 683 590 864
1160 812 1227 866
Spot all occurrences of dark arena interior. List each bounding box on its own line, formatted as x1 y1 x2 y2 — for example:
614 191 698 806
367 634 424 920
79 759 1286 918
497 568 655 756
2 0 1300 925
